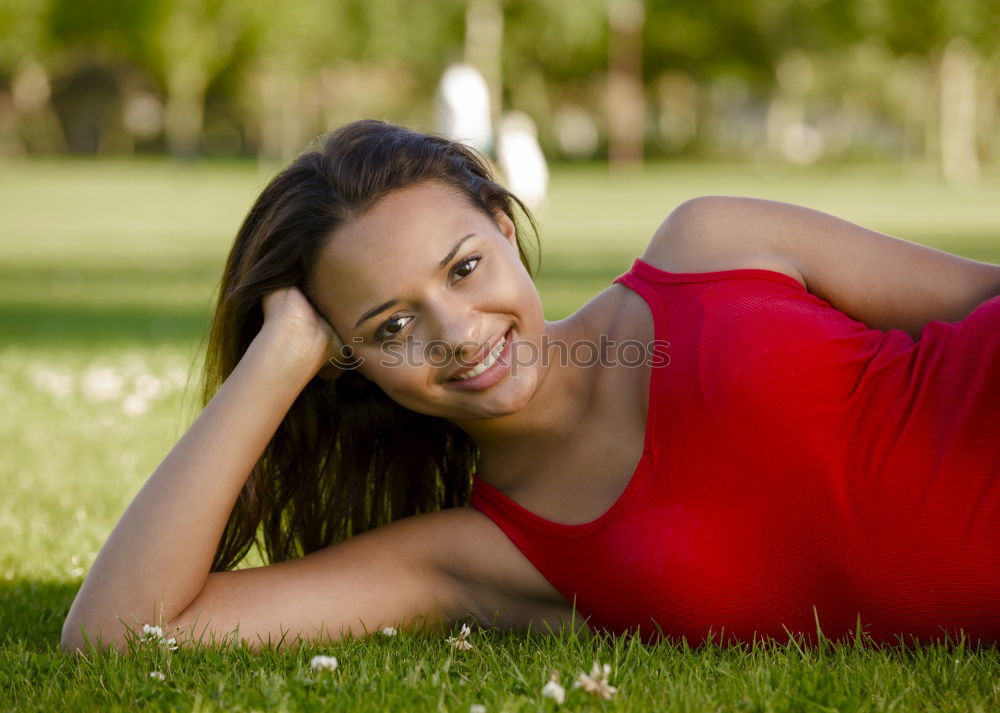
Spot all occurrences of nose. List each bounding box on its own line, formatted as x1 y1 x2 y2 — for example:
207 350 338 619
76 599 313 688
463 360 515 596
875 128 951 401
426 299 481 361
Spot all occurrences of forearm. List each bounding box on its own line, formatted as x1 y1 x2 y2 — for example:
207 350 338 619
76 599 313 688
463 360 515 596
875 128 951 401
62 325 316 650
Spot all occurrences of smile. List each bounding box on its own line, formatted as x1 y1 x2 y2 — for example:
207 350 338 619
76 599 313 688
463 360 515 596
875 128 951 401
444 327 513 390
451 331 507 380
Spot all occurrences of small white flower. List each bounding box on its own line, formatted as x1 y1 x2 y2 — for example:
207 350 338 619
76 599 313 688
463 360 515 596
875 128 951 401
310 654 339 672
134 373 162 399
166 366 188 390
380 626 397 636
141 624 164 641
541 670 566 704
82 366 124 401
445 623 474 651
68 554 84 578
149 671 166 681
122 393 149 417
470 705 487 713
29 366 73 399
573 661 617 700
159 636 178 651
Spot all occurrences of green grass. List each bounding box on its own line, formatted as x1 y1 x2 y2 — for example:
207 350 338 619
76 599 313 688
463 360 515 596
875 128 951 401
3 623 998 711
1 157 998 711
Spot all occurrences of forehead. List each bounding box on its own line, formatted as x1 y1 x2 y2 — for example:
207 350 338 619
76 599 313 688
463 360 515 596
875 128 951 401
335 181 480 258
308 181 493 327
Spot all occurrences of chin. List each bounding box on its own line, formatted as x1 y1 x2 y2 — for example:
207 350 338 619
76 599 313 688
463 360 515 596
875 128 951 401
457 368 538 420
469 396 528 420
397 368 538 421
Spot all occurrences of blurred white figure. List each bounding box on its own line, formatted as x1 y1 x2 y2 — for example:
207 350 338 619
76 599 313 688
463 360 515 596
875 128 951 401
497 111 548 211
435 63 493 153
553 104 599 160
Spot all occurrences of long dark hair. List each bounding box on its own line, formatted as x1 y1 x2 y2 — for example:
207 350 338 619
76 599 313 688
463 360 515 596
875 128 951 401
201 120 541 571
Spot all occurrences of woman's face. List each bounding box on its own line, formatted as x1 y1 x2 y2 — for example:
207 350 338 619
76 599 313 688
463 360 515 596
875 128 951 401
307 180 546 421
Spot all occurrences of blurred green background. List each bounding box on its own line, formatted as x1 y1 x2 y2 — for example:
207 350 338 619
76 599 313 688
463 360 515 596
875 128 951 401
2 0 1000 655
1 0 999 172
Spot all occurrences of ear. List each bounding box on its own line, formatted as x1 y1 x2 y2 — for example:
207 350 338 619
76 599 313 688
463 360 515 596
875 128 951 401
494 210 517 246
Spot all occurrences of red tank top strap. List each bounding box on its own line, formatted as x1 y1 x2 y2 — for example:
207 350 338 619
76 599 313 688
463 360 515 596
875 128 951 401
620 256 806 291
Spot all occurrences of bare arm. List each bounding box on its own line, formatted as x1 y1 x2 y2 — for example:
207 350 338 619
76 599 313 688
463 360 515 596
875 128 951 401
61 289 465 652
169 509 467 649
654 196 1000 339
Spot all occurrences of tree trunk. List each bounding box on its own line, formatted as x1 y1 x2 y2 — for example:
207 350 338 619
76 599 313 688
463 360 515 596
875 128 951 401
465 0 504 128
939 36 980 185
255 65 308 163
607 0 645 170
164 63 207 158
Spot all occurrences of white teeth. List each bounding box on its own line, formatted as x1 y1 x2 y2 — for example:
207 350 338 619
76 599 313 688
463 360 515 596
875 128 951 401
452 333 507 381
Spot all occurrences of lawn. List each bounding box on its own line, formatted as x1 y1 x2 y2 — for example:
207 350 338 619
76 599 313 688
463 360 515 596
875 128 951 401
1 157 998 711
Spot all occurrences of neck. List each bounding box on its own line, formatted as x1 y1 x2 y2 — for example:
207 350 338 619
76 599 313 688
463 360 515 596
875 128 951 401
448 313 600 492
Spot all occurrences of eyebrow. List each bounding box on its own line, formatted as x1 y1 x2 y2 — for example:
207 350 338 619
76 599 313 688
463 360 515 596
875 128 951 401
353 233 477 330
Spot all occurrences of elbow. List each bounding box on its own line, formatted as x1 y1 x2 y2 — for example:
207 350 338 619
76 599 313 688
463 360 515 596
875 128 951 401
60 616 87 654
984 262 1000 301
61 595 96 653
60 606 126 654
61 595 85 652
60 618 127 655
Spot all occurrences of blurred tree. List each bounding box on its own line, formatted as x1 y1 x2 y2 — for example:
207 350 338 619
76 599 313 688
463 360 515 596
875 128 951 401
0 0 60 153
0 0 52 73
852 0 999 180
608 0 644 168
138 0 256 157
501 0 606 157
237 1 350 160
644 0 774 85
1 0 998 165
464 0 503 125
241 0 465 159
39 0 158 152
45 0 159 65
893 0 997 182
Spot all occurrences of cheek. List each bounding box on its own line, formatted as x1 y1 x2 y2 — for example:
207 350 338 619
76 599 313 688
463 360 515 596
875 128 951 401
512 275 544 328
364 352 432 396
371 366 445 417
493 260 541 315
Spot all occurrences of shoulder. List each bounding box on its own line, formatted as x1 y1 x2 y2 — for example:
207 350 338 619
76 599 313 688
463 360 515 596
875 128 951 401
578 196 807 346
640 196 806 289
420 506 587 635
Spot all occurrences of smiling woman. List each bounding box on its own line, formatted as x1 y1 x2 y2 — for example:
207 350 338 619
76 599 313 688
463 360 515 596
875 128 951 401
61 120 582 652
61 120 1000 654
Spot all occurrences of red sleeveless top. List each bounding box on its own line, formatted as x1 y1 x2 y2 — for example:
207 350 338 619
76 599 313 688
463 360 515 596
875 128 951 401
470 257 1000 646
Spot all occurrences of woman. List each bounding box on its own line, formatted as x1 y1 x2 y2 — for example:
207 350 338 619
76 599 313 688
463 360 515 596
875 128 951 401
62 120 1000 652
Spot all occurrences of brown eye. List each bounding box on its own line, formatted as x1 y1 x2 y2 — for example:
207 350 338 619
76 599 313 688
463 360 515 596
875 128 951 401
452 254 481 280
374 315 412 342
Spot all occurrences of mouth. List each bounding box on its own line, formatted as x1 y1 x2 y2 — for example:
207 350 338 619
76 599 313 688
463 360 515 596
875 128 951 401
445 326 512 383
